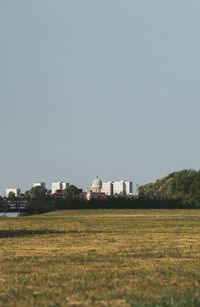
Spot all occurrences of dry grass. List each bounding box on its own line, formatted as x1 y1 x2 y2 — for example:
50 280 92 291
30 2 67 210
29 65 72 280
1 209 200 306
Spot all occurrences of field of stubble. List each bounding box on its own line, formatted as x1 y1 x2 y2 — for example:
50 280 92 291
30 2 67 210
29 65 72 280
1 209 200 306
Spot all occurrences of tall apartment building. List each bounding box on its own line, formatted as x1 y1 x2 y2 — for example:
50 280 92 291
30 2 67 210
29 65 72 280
51 182 69 194
6 188 21 197
124 181 133 194
101 180 133 196
101 182 113 196
112 181 126 195
33 182 46 188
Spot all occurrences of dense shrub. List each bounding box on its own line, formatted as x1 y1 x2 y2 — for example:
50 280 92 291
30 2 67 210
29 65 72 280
22 196 200 212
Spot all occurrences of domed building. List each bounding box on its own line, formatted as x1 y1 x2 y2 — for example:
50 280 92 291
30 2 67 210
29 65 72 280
91 176 102 193
85 176 109 200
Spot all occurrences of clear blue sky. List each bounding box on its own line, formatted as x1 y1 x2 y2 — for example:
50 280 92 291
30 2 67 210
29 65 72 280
1 0 200 195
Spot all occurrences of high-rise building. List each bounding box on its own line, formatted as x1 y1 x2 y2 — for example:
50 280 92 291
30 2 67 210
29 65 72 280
124 181 133 194
101 182 113 196
61 182 69 190
89 177 134 197
51 182 69 194
112 181 126 195
33 182 46 188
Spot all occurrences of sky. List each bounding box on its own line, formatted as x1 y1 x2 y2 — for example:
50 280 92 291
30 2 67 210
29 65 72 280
1 0 200 194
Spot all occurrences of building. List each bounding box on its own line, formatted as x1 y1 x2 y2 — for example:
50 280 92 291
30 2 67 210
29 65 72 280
91 177 133 196
6 188 21 197
125 181 133 195
86 177 105 200
91 193 108 200
51 181 69 194
86 188 92 200
91 176 102 193
33 182 46 188
112 180 133 195
112 181 126 195
87 177 134 199
101 181 113 196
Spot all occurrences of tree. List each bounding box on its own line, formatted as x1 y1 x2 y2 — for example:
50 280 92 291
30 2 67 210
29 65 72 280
29 186 47 199
24 190 31 198
138 169 200 202
62 185 79 199
7 191 16 199
46 190 52 198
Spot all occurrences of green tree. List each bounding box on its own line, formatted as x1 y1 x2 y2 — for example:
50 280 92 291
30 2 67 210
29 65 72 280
46 190 52 198
62 185 79 199
29 186 47 199
138 169 200 203
24 190 31 198
7 191 16 199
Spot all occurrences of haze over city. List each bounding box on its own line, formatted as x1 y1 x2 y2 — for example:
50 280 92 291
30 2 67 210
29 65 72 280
1 1 200 195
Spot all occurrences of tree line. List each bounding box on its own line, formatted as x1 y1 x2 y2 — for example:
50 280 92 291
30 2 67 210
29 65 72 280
138 169 200 208
7 185 79 200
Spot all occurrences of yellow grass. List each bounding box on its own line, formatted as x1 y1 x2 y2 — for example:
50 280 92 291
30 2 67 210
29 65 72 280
1 209 200 306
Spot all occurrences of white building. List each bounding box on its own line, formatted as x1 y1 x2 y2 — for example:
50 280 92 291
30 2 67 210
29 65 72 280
124 181 133 195
51 181 69 194
112 181 126 195
33 182 46 188
6 188 21 197
111 180 133 196
90 177 134 196
91 176 102 193
101 182 113 196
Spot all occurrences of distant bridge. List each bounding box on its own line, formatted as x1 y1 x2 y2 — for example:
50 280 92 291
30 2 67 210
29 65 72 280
0 198 51 214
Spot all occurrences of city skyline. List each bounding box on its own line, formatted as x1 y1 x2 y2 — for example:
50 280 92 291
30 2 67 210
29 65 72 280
3 176 134 196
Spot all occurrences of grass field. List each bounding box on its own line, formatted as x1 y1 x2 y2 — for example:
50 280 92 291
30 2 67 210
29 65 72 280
1 209 200 306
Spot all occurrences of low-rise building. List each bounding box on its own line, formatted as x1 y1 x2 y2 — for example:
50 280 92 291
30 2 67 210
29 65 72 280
91 177 102 193
6 188 21 197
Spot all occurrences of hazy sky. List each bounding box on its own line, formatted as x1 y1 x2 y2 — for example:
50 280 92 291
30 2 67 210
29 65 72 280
1 0 200 194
